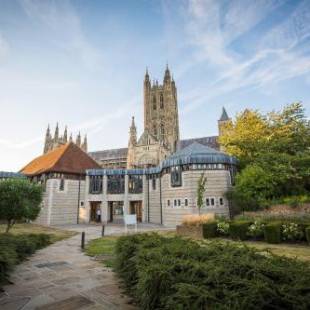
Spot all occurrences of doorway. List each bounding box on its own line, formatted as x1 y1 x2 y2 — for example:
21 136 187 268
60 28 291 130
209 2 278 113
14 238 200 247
129 201 143 222
90 201 101 223
108 201 124 223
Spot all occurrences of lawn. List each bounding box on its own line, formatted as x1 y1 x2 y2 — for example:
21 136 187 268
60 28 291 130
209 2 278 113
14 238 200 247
86 232 310 265
0 223 77 242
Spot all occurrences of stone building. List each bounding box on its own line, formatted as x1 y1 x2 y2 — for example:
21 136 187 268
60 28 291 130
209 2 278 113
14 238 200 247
43 123 88 154
21 142 100 226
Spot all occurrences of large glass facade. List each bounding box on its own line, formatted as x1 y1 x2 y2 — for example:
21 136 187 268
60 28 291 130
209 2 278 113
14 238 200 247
107 175 125 194
89 176 103 194
128 175 143 194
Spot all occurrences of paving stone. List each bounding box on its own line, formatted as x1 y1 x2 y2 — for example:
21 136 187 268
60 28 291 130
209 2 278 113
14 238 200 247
0 296 30 310
36 295 94 310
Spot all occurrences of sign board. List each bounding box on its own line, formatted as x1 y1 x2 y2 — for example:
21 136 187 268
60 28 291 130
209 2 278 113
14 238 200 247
124 214 137 233
124 214 137 225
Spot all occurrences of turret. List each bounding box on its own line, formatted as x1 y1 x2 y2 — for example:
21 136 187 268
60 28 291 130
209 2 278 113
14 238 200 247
43 124 52 154
76 132 81 147
129 116 137 146
163 64 171 84
63 126 68 143
69 133 73 143
81 135 88 152
54 122 59 142
218 107 232 151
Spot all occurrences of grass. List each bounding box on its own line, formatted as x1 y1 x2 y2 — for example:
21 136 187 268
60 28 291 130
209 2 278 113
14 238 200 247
0 223 77 243
86 232 310 266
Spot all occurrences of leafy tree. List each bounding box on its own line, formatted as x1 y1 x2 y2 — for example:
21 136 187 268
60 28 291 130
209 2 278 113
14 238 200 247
197 173 207 215
0 179 43 232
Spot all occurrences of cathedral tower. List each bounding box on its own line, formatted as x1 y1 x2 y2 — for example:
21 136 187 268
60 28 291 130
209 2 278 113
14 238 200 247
143 65 179 153
218 107 232 151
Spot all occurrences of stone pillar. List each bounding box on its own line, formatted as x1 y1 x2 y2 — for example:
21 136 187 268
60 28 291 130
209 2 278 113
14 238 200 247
47 179 55 226
142 174 148 222
102 175 108 224
124 174 129 216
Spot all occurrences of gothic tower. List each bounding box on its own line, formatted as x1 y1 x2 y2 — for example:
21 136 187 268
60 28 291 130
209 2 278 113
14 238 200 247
143 65 179 153
218 107 232 151
43 124 52 154
127 116 137 169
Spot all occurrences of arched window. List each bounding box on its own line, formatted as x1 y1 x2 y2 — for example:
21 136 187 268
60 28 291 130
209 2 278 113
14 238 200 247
160 124 165 135
153 126 157 136
160 93 164 109
153 95 156 110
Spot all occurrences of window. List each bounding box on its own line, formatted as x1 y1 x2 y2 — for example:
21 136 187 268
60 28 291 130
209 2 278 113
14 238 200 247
174 199 177 207
184 198 188 207
89 176 103 194
178 199 181 206
167 199 170 207
80 201 84 207
211 198 215 206
160 93 164 108
171 166 182 187
153 126 157 136
59 177 65 191
153 95 156 110
206 198 210 206
219 198 224 205
107 175 125 194
128 175 143 194
152 176 156 190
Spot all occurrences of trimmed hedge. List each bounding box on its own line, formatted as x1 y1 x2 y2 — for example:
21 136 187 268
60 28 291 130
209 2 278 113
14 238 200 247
264 222 282 244
229 221 252 240
115 233 310 310
0 233 51 286
306 227 310 244
202 222 218 238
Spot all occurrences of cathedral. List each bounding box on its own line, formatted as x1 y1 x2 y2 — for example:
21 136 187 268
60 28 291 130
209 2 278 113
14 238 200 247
89 66 231 169
43 123 88 154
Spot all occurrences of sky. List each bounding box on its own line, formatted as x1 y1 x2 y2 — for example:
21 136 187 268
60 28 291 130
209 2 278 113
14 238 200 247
0 0 310 171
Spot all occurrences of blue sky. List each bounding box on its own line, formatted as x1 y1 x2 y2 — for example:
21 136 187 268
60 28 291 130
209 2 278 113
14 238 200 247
0 0 310 171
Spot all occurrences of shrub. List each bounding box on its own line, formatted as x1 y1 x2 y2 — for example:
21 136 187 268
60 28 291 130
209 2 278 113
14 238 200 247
217 221 230 236
306 227 310 244
247 221 265 239
202 222 217 238
182 214 215 226
282 223 304 241
229 221 252 240
115 233 310 310
264 222 282 244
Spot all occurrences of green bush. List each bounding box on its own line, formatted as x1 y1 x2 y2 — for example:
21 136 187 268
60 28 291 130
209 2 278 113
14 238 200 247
306 227 310 244
229 221 252 240
0 233 51 286
114 233 310 310
202 222 218 238
216 221 230 236
264 222 282 244
247 220 265 239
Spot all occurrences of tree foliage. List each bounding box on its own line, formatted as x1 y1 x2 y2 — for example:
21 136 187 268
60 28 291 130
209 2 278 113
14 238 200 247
0 179 43 232
220 103 310 210
197 173 207 214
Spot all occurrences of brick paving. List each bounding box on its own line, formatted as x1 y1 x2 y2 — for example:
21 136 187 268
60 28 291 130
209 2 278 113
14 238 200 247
0 223 170 310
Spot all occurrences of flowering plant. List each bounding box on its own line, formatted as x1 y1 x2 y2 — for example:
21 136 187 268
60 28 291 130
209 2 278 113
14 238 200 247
247 221 265 239
282 223 304 241
217 221 229 236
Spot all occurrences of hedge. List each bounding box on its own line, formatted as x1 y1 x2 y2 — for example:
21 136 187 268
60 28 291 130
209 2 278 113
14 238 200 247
306 227 310 245
229 221 252 240
114 233 310 310
202 222 218 238
0 233 51 286
264 222 282 244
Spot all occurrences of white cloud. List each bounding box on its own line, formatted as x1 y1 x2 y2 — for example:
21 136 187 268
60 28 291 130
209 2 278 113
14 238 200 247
19 0 102 70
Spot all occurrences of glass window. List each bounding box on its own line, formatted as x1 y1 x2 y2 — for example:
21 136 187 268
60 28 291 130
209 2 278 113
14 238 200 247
128 175 143 194
152 176 156 190
160 93 164 108
107 175 125 194
174 199 177 207
167 199 170 207
59 178 65 191
219 198 224 205
185 198 188 206
206 198 210 206
171 166 182 187
211 198 215 206
89 176 103 194
178 199 181 206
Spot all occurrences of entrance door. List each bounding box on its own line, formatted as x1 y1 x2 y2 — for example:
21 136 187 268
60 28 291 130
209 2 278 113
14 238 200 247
130 201 142 222
90 202 101 223
108 201 124 223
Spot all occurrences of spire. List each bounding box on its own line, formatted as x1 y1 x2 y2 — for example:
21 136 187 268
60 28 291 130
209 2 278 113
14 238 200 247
63 126 68 143
54 122 59 141
82 135 88 152
219 107 230 121
46 124 50 136
76 132 81 147
164 63 171 83
69 133 73 143
129 116 137 146
43 124 51 154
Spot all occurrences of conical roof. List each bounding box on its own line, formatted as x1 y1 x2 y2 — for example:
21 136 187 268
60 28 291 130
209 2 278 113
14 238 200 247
219 107 230 121
162 142 236 167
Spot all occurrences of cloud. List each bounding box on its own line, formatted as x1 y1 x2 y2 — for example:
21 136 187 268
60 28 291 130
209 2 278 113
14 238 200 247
177 0 310 112
0 33 9 61
19 0 102 70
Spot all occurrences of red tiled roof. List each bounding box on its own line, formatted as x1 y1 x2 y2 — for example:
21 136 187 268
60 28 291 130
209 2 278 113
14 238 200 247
20 142 101 176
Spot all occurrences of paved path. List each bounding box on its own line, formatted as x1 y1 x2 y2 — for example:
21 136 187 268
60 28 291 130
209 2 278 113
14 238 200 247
0 224 171 310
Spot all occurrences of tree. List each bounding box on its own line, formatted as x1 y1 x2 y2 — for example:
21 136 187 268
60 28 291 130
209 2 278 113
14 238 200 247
197 173 207 215
0 179 43 232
